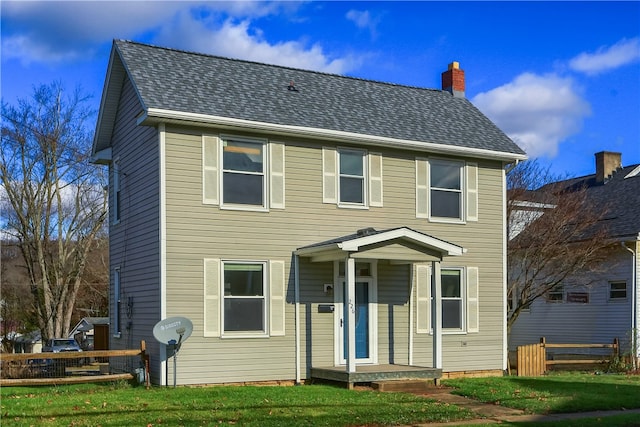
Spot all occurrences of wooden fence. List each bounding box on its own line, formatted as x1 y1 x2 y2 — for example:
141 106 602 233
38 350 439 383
517 337 619 377
0 340 149 387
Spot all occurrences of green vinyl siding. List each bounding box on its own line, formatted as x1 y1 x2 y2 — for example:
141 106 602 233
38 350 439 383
160 126 507 383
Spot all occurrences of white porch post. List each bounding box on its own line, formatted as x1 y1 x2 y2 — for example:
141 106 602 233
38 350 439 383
431 261 443 369
346 256 356 373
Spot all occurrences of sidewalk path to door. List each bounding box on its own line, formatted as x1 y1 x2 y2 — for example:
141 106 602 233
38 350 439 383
412 387 640 426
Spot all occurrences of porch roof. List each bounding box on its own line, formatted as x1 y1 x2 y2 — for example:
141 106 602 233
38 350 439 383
295 227 465 263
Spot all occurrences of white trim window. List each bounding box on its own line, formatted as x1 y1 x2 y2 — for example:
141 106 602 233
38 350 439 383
609 281 627 301
415 265 478 334
547 284 564 303
323 147 383 208
203 259 286 338
113 159 121 223
222 262 267 335
202 135 284 210
221 138 267 209
416 158 476 222
430 159 463 221
338 148 367 206
441 268 464 331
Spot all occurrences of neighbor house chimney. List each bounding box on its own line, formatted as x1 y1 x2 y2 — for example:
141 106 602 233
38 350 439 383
595 151 622 183
441 61 465 98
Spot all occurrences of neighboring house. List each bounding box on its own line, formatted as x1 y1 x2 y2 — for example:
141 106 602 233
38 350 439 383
92 40 526 386
69 317 110 351
510 151 640 358
4 331 42 354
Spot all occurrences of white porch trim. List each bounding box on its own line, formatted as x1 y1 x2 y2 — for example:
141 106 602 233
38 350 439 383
295 227 464 376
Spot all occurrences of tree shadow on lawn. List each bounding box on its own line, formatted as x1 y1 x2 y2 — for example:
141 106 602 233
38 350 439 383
485 376 640 414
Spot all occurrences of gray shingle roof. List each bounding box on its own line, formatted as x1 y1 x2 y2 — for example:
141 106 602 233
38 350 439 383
96 40 526 158
553 164 640 240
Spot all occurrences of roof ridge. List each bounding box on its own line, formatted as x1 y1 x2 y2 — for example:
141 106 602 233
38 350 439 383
115 39 445 94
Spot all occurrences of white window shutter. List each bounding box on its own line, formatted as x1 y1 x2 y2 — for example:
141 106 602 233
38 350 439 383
203 258 221 337
416 158 429 218
467 266 479 333
369 152 383 207
322 147 337 204
415 264 431 334
202 135 219 205
269 260 286 336
466 162 478 222
270 142 285 209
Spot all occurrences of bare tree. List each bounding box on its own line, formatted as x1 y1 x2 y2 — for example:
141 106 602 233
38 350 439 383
1 241 36 352
1 82 108 340
507 160 610 334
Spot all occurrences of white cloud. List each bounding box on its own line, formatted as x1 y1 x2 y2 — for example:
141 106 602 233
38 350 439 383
154 12 361 74
1 1 195 63
346 9 380 38
472 73 591 158
569 37 640 75
1 1 358 74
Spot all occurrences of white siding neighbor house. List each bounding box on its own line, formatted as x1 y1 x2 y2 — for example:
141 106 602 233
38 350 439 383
510 151 640 361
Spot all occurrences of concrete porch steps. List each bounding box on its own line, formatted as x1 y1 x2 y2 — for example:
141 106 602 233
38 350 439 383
371 379 442 393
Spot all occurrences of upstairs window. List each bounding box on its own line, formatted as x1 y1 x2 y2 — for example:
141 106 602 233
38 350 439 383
323 147 382 208
430 159 463 220
221 138 266 208
338 149 366 205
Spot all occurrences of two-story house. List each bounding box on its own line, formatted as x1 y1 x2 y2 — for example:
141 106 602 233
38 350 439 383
92 40 526 386
509 152 640 362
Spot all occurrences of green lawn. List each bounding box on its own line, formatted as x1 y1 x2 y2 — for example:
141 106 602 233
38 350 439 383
443 372 640 414
2 373 639 426
0 381 473 426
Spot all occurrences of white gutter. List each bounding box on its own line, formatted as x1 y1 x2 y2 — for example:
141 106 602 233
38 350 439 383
294 254 301 384
139 108 528 163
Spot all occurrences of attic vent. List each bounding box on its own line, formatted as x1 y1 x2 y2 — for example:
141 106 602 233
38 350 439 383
287 81 299 92
356 227 377 237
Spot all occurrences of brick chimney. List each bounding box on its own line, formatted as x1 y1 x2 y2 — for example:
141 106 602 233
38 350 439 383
595 151 621 183
441 61 465 98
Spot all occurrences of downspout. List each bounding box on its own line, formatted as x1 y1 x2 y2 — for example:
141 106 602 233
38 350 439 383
504 159 520 174
621 241 638 361
502 164 509 371
294 254 301 384
159 123 167 386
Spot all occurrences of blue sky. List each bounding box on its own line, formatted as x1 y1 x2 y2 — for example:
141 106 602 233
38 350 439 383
2 1 639 177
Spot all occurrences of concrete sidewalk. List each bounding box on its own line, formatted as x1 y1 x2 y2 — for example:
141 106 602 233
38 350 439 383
414 388 640 425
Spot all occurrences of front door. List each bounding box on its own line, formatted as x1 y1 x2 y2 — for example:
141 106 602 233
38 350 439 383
336 279 376 364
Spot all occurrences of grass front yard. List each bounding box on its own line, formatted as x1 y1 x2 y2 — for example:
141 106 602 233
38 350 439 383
0 381 473 426
1 372 639 426
443 371 640 414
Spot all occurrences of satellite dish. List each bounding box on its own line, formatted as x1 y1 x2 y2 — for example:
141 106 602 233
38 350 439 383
153 317 193 388
153 316 193 345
